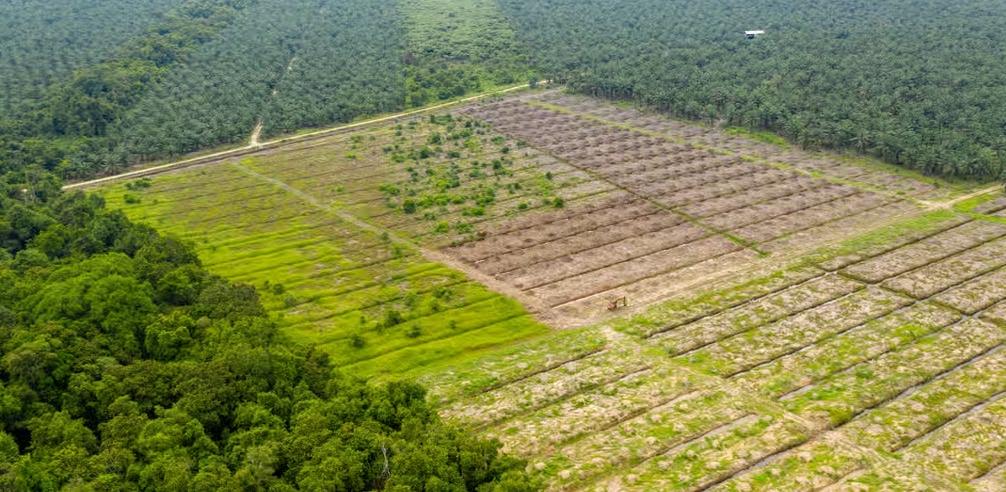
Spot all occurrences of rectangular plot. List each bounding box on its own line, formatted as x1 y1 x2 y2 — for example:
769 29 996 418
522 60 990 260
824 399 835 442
712 437 868 492
734 193 891 244
475 211 682 275
732 302 961 399
882 237 1006 299
842 221 1006 283
440 345 655 427
529 235 740 307
603 414 809 491
933 268 1006 314
839 347 1006 452
655 273 863 355
898 397 1006 482
785 318 1006 428
817 214 971 272
702 185 856 230
614 265 825 338
679 287 912 377
544 389 748 490
487 363 704 456
499 221 710 289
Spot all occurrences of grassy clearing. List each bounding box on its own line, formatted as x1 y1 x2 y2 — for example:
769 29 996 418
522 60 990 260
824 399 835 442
98 128 554 378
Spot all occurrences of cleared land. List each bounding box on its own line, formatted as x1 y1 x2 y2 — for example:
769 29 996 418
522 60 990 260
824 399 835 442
96 89 1005 489
439 205 1006 491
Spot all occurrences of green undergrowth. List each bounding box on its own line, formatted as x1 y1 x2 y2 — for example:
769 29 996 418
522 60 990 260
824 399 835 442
610 208 970 340
99 163 551 379
725 126 790 148
400 0 533 107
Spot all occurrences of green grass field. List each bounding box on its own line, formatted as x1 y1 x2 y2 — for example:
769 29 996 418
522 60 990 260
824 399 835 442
99 115 561 379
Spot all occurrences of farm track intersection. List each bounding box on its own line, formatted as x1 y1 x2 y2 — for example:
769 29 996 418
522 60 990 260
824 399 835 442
94 89 1006 490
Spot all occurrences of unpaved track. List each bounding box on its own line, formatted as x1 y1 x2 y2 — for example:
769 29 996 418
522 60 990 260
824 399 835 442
63 82 543 190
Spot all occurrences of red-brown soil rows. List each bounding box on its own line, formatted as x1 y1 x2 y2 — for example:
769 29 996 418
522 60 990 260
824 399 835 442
538 93 944 199
674 173 817 217
498 221 713 290
678 287 913 377
654 273 865 355
446 197 656 262
580 149 730 185
701 184 858 231
528 234 742 307
474 211 686 276
933 267 1006 314
763 199 920 254
842 220 1006 283
881 237 1006 299
557 248 765 319
731 192 896 245
450 191 635 244
644 165 795 210
626 160 761 202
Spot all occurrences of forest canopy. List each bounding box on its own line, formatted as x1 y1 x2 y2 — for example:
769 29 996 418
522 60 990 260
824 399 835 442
0 169 533 490
3 0 1006 180
499 0 1006 180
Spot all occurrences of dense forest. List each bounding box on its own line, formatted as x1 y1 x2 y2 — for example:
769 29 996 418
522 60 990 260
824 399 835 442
0 166 532 490
0 0 184 115
5 0 1006 181
0 0 532 181
499 0 1006 179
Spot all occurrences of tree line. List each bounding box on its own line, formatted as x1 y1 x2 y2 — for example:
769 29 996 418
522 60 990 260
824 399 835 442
499 0 1006 180
0 166 534 490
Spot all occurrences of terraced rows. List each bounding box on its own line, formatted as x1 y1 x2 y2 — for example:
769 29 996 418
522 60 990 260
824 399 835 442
94 90 1001 489
451 94 923 319
442 211 1006 490
100 129 556 378
540 92 950 202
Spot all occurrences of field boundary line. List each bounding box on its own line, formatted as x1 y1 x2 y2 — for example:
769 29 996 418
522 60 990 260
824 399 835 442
63 82 544 190
670 284 871 358
488 216 689 277
482 101 768 255
228 160 577 328
893 387 1006 454
527 98 993 209
473 365 653 431
711 289 914 378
